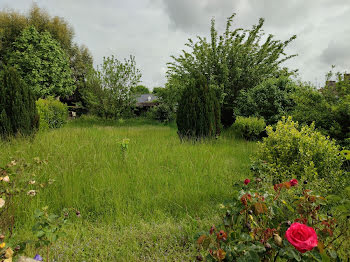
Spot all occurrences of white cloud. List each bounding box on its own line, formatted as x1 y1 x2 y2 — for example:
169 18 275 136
1 0 350 88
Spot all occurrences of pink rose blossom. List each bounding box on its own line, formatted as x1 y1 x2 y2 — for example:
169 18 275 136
285 222 318 253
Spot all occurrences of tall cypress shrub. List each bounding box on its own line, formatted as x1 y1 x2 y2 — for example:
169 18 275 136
0 66 38 138
176 73 221 140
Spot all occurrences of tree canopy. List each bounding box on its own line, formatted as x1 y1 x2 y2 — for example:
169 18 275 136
0 4 74 62
8 26 75 98
0 4 93 101
131 85 150 94
82 55 141 118
167 14 297 127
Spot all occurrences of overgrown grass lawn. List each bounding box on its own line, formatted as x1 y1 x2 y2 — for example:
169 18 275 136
1 118 256 261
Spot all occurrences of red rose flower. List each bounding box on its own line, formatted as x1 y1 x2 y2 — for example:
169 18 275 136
285 223 318 253
244 179 251 185
290 179 298 187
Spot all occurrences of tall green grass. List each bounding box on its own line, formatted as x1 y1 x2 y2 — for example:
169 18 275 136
1 117 256 261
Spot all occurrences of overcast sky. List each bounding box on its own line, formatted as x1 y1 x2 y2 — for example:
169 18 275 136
1 0 350 89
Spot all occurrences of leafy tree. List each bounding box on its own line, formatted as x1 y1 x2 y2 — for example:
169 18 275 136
82 55 141 118
168 14 296 127
235 76 297 125
0 4 74 63
0 4 93 102
131 85 150 94
176 73 221 139
66 44 93 106
152 87 163 95
0 66 38 138
7 26 75 98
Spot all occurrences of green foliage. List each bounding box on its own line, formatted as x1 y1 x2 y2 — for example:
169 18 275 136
291 72 350 147
0 66 38 138
176 73 221 140
0 4 94 106
330 94 350 146
290 84 333 134
29 206 80 261
67 44 94 106
36 97 68 130
147 104 175 123
131 85 150 94
235 76 297 125
0 157 52 260
152 87 163 95
0 4 74 61
152 82 180 119
197 179 347 261
7 26 75 98
233 116 266 140
251 117 344 194
82 55 141 118
32 206 71 261
167 14 296 127
118 138 130 160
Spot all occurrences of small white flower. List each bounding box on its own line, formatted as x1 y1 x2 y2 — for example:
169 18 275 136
0 198 5 208
2 176 10 183
27 190 36 196
28 180 36 185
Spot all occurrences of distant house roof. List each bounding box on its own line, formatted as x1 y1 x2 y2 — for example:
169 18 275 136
136 94 158 103
135 94 159 107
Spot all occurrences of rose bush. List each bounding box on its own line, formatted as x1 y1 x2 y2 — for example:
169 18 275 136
196 178 348 261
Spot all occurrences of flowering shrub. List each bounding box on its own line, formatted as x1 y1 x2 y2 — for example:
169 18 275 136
196 179 348 261
251 117 344 194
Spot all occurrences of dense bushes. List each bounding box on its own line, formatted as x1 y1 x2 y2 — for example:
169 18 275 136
36 97 68 130
235 76 296 126
147 104 175 123
0 66 38 138
290 85 333 132
291 80 350 148
176 74 221 139
251 117 344 194
233 116 266 140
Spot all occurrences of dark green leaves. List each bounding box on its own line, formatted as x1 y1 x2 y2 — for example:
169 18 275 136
8 26 75 98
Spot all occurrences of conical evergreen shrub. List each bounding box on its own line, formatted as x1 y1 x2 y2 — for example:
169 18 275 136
176 73 221 140
0 66 38 138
